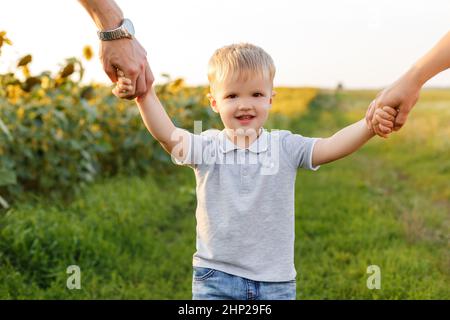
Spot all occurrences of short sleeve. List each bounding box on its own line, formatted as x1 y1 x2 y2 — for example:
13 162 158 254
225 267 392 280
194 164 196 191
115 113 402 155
172 130 216 169
281 131 320 171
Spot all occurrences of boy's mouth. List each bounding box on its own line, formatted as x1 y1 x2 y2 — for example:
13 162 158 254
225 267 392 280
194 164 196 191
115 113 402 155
236 115 254 120
235 115 255 125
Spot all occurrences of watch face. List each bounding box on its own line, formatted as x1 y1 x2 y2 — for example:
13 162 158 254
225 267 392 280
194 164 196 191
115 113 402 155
123 19 135 36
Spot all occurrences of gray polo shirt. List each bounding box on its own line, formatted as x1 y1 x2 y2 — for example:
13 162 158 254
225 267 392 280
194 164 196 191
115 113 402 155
173 127 319 282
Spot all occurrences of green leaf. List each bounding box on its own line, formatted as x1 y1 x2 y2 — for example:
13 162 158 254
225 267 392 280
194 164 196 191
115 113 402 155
0 116 13 142
0 195 9 209
0 168 17 186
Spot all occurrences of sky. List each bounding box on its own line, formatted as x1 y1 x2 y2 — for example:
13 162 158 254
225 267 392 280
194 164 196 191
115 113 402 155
1 0 450 88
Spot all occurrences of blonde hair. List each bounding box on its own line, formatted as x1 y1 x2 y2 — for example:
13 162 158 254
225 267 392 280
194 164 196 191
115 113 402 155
207 43 276 92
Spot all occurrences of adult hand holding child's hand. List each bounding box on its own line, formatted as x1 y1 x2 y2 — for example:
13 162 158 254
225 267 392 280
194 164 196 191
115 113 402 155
366 74 420 137
112 69 134 99
367 104 399 138
100 38 154 100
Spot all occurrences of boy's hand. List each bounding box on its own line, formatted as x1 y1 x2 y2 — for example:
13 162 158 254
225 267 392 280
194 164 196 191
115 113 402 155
371 106 398 138
112 69 134 99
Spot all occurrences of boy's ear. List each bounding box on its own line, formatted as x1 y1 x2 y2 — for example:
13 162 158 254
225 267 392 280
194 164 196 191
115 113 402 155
270 90 276 104
207 93 219 113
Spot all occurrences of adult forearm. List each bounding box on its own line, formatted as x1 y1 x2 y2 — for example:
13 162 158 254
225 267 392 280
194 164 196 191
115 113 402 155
78 0 123 30
408 31 450 87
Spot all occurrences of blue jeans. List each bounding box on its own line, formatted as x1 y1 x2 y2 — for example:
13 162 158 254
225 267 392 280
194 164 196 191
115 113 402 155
192 266 296 300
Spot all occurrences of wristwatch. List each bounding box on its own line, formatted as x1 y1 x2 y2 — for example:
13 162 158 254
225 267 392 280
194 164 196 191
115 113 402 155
97 18 135 41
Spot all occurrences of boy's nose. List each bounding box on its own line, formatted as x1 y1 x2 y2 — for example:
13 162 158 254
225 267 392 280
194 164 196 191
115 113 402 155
237 100 253 110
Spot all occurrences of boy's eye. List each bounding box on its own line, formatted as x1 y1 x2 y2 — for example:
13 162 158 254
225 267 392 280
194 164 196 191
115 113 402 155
253 92 264 97
226 94 237 99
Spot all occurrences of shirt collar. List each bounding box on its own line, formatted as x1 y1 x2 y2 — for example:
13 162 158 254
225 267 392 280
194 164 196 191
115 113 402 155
218 127 269 154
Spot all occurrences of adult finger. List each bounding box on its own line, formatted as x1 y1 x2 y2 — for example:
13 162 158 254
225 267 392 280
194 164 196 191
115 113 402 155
393 104 409 131
104 63 118 83
133 72 147 99
144 62 155 91
135 63 154 102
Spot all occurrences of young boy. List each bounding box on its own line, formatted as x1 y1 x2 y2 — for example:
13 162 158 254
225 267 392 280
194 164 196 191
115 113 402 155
113 43 397 300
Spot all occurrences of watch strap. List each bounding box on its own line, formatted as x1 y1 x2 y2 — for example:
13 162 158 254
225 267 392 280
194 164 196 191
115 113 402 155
97 20 132 41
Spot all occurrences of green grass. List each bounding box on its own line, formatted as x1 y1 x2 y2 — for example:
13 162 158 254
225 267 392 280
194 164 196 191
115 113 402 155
0 168 198 299
293 89 449 299
0 89 448 299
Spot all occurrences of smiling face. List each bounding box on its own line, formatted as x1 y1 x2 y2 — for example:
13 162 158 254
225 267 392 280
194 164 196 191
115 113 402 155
208 73 275 139
206 43 276 146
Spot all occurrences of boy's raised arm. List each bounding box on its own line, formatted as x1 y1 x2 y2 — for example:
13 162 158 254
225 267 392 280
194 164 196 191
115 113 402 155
114 74 190 163
312 106 397 167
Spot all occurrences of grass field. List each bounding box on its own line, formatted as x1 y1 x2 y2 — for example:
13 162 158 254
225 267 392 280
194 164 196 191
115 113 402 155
0 88 448 299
